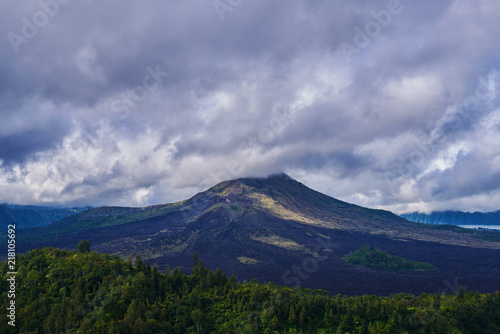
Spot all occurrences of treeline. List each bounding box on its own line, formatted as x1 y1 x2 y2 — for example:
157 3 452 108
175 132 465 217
1 248 499 333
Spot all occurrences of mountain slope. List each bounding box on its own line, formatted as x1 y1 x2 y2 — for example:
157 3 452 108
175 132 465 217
14 173 500 295
0 205 88 229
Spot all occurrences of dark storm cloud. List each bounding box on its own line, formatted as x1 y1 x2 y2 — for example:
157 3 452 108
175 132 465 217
0 127 67 164
1 0 500 213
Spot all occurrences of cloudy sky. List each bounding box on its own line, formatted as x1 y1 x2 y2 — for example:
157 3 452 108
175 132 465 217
1 0 500 213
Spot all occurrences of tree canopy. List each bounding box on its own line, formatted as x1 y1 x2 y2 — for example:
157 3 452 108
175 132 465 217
343 246 435 271
77 239 91 254
0 248 498 333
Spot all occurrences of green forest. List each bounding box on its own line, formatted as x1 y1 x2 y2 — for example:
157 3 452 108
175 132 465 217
342 246 435 271
1 247 499 333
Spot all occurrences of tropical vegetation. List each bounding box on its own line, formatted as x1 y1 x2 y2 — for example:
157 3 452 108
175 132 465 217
1 247 499 333
343 246 435 271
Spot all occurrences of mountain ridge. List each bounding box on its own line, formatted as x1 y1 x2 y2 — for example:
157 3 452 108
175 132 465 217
402 210 500 226
0 204 89 229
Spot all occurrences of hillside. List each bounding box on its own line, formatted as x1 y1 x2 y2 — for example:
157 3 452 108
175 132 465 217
14 173 500 295
402 210 500 226
1 248 499 333
0 205 89 229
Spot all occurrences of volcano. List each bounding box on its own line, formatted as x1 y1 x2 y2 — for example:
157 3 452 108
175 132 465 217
15 173 500 295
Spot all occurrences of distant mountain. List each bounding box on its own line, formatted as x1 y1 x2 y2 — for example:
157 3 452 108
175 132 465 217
13 173 500 295
401 210 500 226
0 204 91 229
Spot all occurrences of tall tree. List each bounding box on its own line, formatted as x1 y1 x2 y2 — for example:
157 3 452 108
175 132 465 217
77 240 91 253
